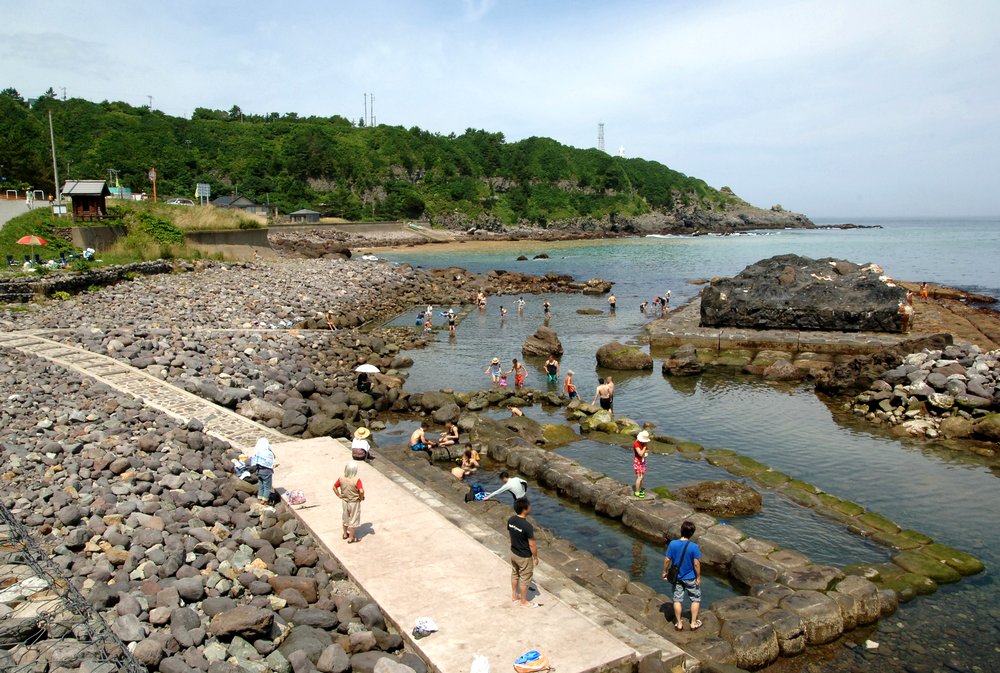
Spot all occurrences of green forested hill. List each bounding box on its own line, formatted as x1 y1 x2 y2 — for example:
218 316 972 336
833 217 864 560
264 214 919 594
0 88 742 225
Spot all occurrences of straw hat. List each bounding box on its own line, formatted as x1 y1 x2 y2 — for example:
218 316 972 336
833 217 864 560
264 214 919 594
491 357 500 364
354 427 371 440
636 431 651 443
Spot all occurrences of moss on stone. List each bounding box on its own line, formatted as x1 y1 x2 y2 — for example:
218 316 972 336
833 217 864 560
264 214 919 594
703 449 738 466
857 512 901 534
714 350 754 367
647 440 676 455
870 530 925 551
786 479 820 494
880 573 938 602
816 494 865 517
676 441 704 453
841 564 882 582
898 529 934 545
752 470 792 488
721 455 769 477
542 424 581 447
920 543 985 576
783 487 819 507
651 486 674 500
892 550 962 584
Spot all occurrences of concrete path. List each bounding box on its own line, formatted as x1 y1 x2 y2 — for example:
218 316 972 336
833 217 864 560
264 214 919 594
279 436 641 673
0 331 288 451
0 197 31 230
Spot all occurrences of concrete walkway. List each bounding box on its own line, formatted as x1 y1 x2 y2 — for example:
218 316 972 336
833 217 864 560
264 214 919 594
0 331 288 451
279 436 641 673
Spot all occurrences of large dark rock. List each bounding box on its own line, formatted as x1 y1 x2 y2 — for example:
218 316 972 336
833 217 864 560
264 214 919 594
595 341 653 370
676 480 762 516
209 606 275 639
522 326 564 357
700 254 907 332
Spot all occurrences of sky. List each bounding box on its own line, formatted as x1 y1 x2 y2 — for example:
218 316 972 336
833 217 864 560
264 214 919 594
2 0 998 218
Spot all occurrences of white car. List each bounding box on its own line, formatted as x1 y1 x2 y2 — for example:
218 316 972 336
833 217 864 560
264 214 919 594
166 198 194 206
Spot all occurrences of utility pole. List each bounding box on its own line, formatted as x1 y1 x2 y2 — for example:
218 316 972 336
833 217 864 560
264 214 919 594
60 86 66 101
48 111 62 212
364 93 368 126
370 93 375 126
146 95 153 109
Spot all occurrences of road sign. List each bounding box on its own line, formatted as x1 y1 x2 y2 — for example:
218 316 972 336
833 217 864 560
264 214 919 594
196 183 211 197
148 168 157 181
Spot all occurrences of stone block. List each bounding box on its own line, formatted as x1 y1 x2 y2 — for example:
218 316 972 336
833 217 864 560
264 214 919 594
730 552 783 587
833 575 881 626
778 590 844 645
777 564 844 591
696 532 743 567
718 616 780 670
761 608 805 656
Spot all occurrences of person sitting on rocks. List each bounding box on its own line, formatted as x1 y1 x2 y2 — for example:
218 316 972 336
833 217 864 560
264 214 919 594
484 471 528 504
438 422 460 447
356 372 372 394
460 447 479 476
250 437 275 504
409 423 436 452
508 406 524 417
351 427 374 461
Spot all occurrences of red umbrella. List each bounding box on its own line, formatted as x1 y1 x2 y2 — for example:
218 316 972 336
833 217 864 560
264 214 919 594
16 234 48 264
16 235 47 246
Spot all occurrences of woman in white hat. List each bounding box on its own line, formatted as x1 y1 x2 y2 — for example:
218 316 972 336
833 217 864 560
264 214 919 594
633 431 651 498
485 357 502 384
352 427 373 461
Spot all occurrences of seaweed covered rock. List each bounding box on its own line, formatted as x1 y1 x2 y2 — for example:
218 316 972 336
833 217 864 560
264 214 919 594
595 341 653 370
700 254 907 332
676 480 762 516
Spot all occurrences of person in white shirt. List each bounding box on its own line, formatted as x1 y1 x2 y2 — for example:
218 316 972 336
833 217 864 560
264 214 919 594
484 472 528 503
351 427 373 461
250 438 276 503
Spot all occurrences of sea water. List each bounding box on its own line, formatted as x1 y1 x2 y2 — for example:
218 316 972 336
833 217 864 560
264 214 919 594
378 218 1000 672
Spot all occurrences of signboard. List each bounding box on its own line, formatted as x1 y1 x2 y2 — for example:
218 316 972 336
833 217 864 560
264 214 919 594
148 168 157 181
196 183 211 197
51 203 67 216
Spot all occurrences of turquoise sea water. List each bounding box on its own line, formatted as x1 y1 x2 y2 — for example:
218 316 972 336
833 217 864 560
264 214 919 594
378 218 1000 672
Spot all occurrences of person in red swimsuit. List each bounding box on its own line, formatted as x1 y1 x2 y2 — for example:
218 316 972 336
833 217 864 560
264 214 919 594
633 431 650 498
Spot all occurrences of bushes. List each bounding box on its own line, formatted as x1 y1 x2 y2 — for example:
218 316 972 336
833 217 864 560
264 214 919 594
129 211 184 244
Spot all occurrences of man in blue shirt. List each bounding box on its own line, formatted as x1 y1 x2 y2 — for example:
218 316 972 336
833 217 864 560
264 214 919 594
663 520 702 631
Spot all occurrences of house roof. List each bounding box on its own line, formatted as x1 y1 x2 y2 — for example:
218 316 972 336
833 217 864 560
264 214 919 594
62 180 111 197
289 209 320 215
211 194 258 207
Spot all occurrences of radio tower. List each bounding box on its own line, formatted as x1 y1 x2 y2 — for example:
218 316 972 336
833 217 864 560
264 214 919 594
597 122 605 152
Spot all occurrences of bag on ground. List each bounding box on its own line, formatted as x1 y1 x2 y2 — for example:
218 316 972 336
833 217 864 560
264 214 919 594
464 484 485 503
513 650 551 673
287 489 307 505
352 446 369 461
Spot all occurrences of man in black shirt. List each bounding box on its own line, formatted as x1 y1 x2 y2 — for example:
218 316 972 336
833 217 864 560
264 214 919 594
507 498 540 607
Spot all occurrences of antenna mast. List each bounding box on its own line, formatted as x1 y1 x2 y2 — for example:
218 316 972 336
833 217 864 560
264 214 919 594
597 123 605 152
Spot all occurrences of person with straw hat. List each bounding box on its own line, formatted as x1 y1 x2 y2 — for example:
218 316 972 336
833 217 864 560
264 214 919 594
633 431 651 498
352 427 374 461
485 357 502 385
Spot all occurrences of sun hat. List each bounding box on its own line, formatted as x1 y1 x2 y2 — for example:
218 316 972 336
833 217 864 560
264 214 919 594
491 357 500 364
354 427 371 440
636 430 651 443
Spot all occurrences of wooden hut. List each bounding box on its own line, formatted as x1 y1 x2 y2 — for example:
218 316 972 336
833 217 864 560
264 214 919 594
62 180 111 221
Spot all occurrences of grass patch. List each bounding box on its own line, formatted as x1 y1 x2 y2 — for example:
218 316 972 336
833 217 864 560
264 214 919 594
0 209 74 263
105 200 264 231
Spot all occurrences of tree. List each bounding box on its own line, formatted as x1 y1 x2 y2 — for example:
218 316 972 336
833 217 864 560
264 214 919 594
40 87 58 100
1 87 25 105
227 105 243 122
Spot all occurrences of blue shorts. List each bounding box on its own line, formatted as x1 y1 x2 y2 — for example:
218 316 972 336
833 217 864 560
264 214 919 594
410 443 429 451
672 578 701 603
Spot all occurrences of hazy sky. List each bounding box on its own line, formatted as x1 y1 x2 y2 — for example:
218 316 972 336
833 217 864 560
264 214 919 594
3 0 998 217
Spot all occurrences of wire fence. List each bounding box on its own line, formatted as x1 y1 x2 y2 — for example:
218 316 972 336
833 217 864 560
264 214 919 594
0 503 147 673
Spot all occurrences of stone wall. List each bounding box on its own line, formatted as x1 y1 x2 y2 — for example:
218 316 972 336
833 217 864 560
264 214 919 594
0 260 172 303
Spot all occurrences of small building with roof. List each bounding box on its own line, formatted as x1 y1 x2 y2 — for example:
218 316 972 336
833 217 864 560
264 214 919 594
211 193 268 216
61 180 111 221
289 208 321 223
